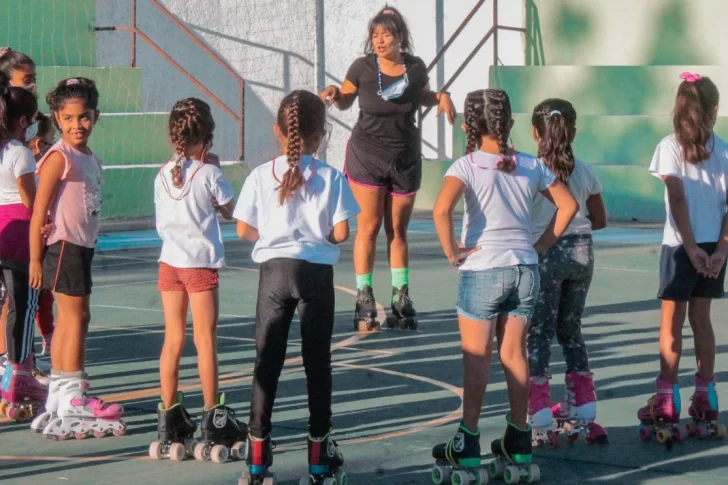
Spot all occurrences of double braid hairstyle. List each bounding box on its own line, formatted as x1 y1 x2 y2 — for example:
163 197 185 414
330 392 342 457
276 90 326 205
532 98 577 184
168 97 215 188
673 76 719 164
0 74 38 141
463 88 515 172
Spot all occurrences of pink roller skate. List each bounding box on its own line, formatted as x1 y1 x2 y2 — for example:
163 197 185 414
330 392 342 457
686 374 726 440
42 374 127 440
0 356 48 422
553 371 609 445
637 375 684 445
529 374 558 448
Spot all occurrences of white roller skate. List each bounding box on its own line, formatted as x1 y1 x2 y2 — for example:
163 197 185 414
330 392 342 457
31 374 65 433
42 374 127 440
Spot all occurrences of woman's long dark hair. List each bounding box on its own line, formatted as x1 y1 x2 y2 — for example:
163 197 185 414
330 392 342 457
364 5 414 55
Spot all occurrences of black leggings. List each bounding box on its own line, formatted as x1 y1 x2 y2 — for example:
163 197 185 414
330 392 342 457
248 258 335 439
3 267 39 363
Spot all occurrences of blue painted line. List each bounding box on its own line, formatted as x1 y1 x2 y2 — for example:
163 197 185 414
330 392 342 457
96 221 663 253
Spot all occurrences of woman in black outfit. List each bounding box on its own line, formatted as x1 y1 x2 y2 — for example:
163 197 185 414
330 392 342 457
320 6 455 331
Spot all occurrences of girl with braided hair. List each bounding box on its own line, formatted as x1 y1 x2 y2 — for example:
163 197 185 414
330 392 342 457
430 89 577 482
234 90 359 485
151 97 247 463
527 98 609 448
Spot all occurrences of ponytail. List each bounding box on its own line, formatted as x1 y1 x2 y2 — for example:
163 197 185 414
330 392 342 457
532 99 576 184
673 74 719 164
0 78 38 142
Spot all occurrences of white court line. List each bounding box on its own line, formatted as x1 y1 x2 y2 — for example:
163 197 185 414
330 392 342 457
595 265 652 273
93 303 247 319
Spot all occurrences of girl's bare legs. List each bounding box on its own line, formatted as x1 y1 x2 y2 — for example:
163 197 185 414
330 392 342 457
189 289 219 410
459 314 496 432
688 298 715 379
160 291 188 409
659 300 688 382
51 293 90 372
497 314 530 429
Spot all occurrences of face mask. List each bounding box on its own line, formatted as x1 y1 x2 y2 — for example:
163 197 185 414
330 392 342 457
376 56 409 101
25 122 38 142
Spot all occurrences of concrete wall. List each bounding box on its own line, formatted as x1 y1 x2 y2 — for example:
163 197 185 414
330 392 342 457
96 0 525 168
527 0 728 66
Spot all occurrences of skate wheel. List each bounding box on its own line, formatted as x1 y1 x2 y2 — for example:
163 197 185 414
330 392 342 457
504 466 520 485
638 425 652 441
8 406 31 422
149 441 163 460
716 424 727 439
431 464 449 485
194 442 208 461
474 468 488 485
0 401 8 417
74 430 90 440
335 469 347 485
655 428 670 444
686 422 697 437
210 444 229 464
112 423 127 437
489 459 505 479
231 440 246 460
169 442 186 461
526 464 540 483
385 316 397 328
695 424 707 439
93 430 108 439
451 470 470 485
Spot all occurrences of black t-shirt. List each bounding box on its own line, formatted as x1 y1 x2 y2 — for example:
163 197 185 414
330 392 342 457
345 53 429 160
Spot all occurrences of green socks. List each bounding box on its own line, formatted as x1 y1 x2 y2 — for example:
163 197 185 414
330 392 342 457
356 273 373 291
391 267 408 289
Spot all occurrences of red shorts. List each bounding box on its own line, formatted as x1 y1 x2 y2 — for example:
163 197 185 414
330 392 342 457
157 263 219 293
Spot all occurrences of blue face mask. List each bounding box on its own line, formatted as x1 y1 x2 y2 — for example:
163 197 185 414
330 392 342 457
376 56 409 101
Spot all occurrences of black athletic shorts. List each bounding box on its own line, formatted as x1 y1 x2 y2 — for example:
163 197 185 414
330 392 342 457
43 241 95 296
344 140 422 196
657 242 726 301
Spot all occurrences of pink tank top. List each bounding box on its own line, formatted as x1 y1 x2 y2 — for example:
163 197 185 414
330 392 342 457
37 140 103 248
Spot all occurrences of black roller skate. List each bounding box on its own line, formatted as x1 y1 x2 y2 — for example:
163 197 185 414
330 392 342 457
353 285 380 332
299 430 346 485
193 393 248 464
240 434 276 485
386 285 418 330
149 392 197 461
488 414 540 484
431 421 488 485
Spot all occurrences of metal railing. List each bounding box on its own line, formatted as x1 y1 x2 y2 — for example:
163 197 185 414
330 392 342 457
95 0 245 160
420 0 526 122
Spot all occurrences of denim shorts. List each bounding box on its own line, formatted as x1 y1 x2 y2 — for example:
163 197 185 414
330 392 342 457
457 265 540 321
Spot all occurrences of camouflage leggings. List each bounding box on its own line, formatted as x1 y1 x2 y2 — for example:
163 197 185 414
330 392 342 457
527 234 594 376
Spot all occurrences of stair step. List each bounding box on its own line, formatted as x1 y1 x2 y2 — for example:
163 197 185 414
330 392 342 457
0 0 96 67
489 65 728 116
100 163 247 219
37 67 142 113
92 113 170 165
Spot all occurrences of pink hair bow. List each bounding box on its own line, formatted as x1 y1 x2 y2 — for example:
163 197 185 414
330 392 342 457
680 72 701 83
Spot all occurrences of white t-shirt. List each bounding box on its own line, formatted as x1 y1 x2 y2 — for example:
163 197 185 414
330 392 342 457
0 140 35 206
531 159 602 241
233 154 360 265
445 151 557 271
649 134 728 247
154 158 235 268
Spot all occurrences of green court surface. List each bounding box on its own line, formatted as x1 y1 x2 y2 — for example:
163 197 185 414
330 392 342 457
1 221 727 485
